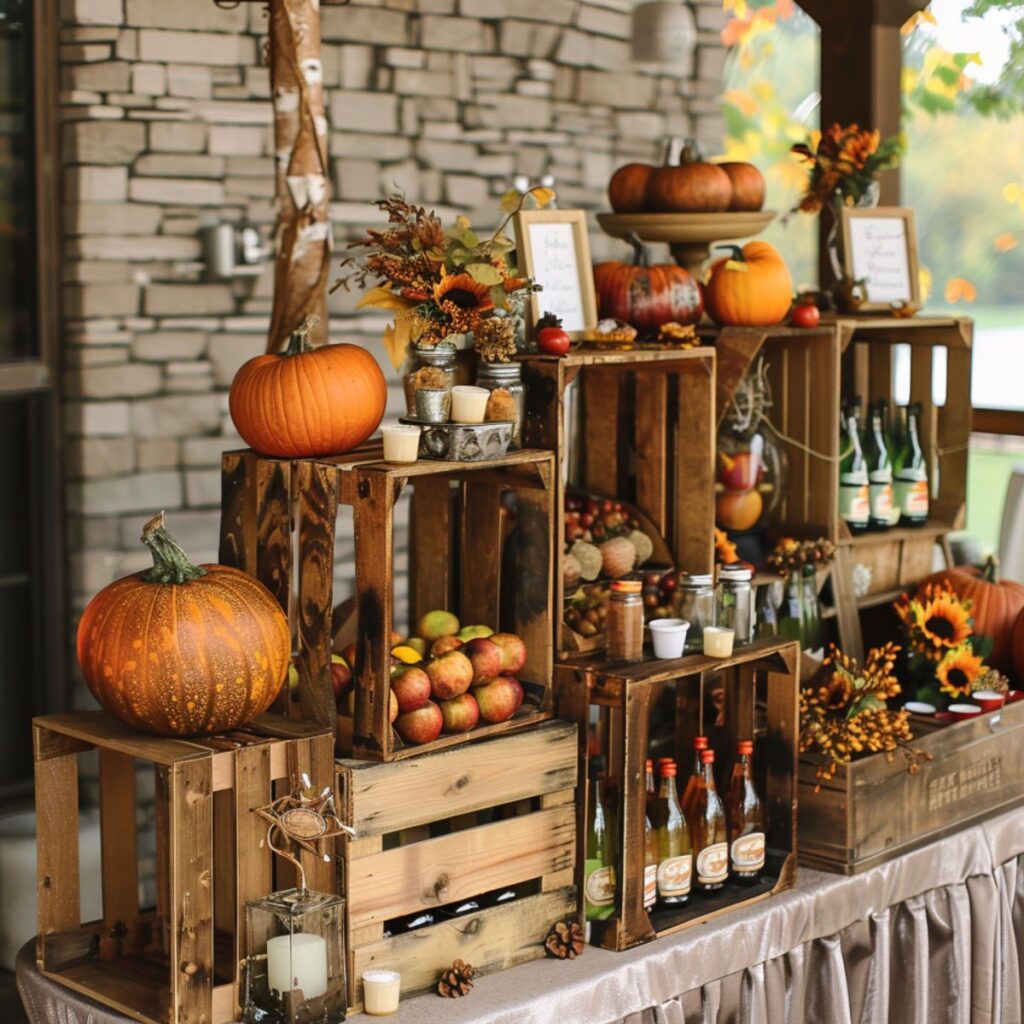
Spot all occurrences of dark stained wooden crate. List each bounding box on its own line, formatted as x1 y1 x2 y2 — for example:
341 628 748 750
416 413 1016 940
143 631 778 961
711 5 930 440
220 445 557 761
799 699 1024 874
336 719 579 1011
555 637 800 951
34 712 334 1024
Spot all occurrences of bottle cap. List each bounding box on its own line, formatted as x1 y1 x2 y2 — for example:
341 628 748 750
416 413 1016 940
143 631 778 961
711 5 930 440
645 758 653 771
693 735 708 750
700 749 715 765
737 739 754 756
610 579 643 594
657 756 674 764
658 760 677 778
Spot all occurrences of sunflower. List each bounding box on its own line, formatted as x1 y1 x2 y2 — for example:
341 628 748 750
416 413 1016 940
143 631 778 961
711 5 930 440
434 272 494 332
936 645 984 699
918 591 972 652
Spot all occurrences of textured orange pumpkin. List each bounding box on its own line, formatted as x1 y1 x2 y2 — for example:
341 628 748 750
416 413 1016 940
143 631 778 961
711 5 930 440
593 236 703 331
646 144 732 213
1011 608 1024 681
920 559 1024 673
703 242 793 326
230 322 386 459
608 163 654 213
719 162 765 212
77 514 291 737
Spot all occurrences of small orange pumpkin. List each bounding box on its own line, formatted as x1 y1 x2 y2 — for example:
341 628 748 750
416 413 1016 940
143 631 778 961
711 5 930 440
77 514 291 737
608 163 654 213
703 242 793 327
646 141 732 214
230 318 387 458
718 161 765 212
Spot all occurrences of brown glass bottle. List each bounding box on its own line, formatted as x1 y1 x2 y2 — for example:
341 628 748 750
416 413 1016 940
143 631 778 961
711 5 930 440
645 758 656 821
726 740 766 885
689 749 728 893
680 735 709 822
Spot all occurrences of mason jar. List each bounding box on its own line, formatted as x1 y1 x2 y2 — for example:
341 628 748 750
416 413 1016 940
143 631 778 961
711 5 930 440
404 344 456 420
672 572 715 652
475 361 524 449
716 562 754 646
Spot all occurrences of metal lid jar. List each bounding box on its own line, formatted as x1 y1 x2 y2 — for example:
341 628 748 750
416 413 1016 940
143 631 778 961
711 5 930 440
672 572 714 652
475 361 524 449
716 561 754 646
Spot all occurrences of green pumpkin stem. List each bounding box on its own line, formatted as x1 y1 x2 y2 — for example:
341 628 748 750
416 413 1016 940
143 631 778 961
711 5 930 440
284 314 320 357
141 513 207 584
714 244 745 262
981 554 1000 583
626 232 649 268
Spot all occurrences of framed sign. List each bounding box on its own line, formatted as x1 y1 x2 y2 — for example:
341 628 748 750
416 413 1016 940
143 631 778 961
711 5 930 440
513 210 598 338
840 206 920 311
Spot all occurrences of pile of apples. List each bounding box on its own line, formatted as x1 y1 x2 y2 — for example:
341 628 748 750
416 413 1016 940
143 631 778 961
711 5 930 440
332 610 527 747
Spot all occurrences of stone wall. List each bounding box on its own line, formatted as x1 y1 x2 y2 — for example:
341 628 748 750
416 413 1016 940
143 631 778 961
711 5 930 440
61 0 726 692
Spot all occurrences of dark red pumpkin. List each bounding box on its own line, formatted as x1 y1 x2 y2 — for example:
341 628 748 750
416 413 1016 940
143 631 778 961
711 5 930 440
646 141 732 214
719 161 765 212
608 163 654 213
593 235 703 331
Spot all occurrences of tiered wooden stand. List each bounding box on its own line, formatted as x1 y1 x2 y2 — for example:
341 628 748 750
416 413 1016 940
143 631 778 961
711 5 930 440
336 720 579 1011
220 445 556 760
34 713 333 1024
555 637 800 951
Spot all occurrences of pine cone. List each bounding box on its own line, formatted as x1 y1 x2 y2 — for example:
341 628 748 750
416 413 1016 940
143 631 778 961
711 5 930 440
437 959 476 998
544 919 585 960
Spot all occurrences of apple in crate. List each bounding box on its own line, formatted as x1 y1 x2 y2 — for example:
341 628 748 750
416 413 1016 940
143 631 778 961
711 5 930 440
489 633 527 674
431 636 464 657
395 700 443 745
472 676 524 724
417 609 460 642
440 693 480 734
463 637 503 685
426 650 474 700
392 667 432 713
458 624 493 641
331 654 352 699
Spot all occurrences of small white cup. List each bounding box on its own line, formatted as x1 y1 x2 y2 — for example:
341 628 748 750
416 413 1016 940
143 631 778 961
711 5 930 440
451 385 490 423
381 424 420 464
905 701 936 715
649 618 689 659
703 626 735 658
362 969 401 1016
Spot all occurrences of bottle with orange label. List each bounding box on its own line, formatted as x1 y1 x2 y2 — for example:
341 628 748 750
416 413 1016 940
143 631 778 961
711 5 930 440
725 739 766 885
894 402 929 527
689 748 729 893
651 759 692 907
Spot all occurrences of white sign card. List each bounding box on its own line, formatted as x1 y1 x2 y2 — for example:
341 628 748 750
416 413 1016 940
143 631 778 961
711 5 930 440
841 207 920 310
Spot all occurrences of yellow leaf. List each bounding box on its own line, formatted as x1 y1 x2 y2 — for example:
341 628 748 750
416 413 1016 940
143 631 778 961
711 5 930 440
391 645 422 665
531 187 556 209
901 67 918 94
994 233 1018 253
901 10 937 34
499 189 521 214
357 285 415 315
381 311 416 370
918 266 932 303
455 215 472 231
943 277 977 304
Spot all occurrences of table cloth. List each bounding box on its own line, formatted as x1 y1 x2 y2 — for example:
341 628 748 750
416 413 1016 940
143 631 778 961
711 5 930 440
17 803 1024 1024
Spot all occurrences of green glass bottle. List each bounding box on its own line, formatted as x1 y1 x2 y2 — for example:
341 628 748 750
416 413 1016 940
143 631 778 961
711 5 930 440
863 399 894 531
894 402 929 527
838 397 869 535
584 756 617 921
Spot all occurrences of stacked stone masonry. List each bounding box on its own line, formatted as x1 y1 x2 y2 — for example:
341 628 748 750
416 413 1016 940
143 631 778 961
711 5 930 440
61 0 726 701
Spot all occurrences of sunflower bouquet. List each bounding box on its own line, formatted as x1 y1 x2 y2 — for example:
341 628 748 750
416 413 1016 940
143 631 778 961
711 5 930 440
893 581 994 704
790 123 902 214
800 642 931 786
335 192 546 369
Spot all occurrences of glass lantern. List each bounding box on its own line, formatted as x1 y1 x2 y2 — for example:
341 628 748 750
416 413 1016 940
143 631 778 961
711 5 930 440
244 888 347 1023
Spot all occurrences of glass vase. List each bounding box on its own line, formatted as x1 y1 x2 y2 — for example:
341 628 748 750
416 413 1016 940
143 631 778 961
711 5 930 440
777 565 822 653
825 180 881 284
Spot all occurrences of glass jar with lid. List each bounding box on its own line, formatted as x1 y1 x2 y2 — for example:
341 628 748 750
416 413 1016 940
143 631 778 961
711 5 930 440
475 361 524 449
404 344 456 420
716 562 754 646
671 572 715 652
607 580 644 661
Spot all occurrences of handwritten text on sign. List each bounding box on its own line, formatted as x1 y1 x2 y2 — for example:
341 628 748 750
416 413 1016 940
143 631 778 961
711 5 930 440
527 221 588 331
847 216 913 304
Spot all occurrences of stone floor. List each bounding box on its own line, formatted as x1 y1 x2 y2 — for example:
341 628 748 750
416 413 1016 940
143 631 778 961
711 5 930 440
0 970 29 1023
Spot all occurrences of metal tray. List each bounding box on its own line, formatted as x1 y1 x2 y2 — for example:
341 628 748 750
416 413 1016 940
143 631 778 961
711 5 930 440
399 417 513 462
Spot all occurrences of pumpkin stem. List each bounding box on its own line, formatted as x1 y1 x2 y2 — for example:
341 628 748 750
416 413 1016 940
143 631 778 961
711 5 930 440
284 314 321 357
141 513 208 584
981 554 1000 583
714 244 745 263
625 232 649 268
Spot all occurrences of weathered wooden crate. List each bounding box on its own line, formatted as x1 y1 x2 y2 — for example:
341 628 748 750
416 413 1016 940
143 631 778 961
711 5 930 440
799 699 1024 874
336 719 579 1011
519 348 716 652
220 445 557 761
555 637 800 951
34 712 334 1024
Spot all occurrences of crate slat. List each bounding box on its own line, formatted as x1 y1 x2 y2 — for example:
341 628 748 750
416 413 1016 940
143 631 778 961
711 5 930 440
99 749 139 945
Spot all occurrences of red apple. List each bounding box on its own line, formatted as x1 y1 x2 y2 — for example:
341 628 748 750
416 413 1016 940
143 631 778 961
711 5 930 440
426 650 474 700
390 689 399 723
439 693 480 734
488 633 527 674
430 635 464 657
395 701 443 745
330 654 352 699
718 451 762 491
341 642 358 671
391 667 432 713
463 637 503 685
471 676 523 724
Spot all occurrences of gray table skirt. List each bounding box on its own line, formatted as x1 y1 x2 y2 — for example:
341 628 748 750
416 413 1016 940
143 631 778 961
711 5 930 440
18 804 1024 1024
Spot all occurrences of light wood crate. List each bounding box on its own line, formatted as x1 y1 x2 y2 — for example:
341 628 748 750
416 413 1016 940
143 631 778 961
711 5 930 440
335 719 579 1011
34 712 334 1024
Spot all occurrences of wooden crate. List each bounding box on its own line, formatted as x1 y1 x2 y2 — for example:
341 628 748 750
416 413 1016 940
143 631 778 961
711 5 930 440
219 445 557 761
554 637 800 951
34 712 334 1024
519 348 716 652
799 699 1024 874
336 719 579 1011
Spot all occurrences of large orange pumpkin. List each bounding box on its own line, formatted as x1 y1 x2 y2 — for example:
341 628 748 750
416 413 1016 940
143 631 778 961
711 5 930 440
230 320 386 458
608 162 654 213
703 242 793 327
920 558 1024 673
593 236 703 331
77 514 290 737
646 143 732 213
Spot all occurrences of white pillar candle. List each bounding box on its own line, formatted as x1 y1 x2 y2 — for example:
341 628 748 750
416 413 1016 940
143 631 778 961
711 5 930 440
703 626 735 658
381 424 420 463
362 969 401 1016
451 385 489 423
267 932 328 1000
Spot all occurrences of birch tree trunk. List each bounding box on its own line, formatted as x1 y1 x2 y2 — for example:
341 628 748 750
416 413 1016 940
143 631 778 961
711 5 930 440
266 0 331 353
